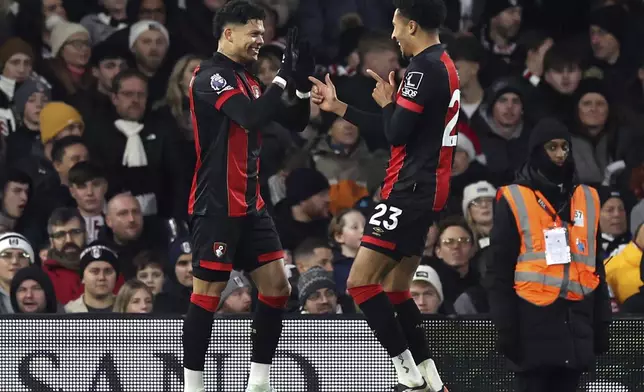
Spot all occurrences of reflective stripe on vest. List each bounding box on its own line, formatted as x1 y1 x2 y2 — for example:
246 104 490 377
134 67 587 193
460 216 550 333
501 184 600 306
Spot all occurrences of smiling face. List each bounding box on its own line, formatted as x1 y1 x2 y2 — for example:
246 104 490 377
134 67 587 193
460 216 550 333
222 19 265 64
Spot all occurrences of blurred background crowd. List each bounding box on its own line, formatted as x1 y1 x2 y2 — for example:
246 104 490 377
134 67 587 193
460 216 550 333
0 0 644 318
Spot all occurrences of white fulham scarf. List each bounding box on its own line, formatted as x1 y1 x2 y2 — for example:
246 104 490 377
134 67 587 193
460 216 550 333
114 119 148 167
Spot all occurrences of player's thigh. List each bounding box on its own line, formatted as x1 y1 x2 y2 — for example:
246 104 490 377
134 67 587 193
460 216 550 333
382 255 422 292
347 247 398 288
238 210 290 297
189 214 242 289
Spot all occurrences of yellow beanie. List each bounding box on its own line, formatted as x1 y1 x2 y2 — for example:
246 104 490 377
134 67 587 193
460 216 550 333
39 102 84 144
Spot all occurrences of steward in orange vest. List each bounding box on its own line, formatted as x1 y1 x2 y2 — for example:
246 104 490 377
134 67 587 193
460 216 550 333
486 119 612 392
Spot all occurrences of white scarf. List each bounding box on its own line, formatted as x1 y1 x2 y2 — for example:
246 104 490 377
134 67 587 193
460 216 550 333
0 76 16 101
114 119 148 167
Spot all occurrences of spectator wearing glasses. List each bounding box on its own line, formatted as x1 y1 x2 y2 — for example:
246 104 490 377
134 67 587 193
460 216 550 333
462 181 497 249
298 266 341 315
426 216 479 315
41 207 87 304
10 265 59 313
41 22 93 100
0 232 34 313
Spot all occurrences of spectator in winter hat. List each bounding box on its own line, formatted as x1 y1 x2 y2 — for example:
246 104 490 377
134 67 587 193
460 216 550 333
10 265 59 313
43 21 93 99
475 0 524 86
274 168 331 252
113 278 153 313
0 37 34 100
446 126 492 217
67 33 131 121
570 78 638 187
65 241 119 313
216 271 252 314
462 181 496 247
154 236 193 314
447 35 485 121
39 101 84 157
598 187 630 259
298 266 340 315
11 74 51 126
410 265 442 314
0 232 34 314
586 4 639 99
0 169 31 234
473 77 531 185
129 20 170 104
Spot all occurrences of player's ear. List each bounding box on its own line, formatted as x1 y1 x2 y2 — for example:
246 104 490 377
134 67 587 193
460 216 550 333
408 20 418 35
224 27 234 42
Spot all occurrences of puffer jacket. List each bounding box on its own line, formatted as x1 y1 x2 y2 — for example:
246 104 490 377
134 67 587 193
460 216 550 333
604 241 644 304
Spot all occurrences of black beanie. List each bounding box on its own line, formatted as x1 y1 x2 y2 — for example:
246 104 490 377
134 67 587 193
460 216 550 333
589 5 626 43
529 118 572 156
597 186 623 207
485 0 522 20
285 168 330 206
10 266 58 313
574 77 611 107
79 242 119 277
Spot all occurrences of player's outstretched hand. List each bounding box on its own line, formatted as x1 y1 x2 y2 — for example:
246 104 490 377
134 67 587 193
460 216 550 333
366 69 396 108
277 27 297 80
294 41 315 92
309 73 345 115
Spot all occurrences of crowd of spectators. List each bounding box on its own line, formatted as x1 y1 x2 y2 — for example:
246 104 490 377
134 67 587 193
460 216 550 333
0 0 644 318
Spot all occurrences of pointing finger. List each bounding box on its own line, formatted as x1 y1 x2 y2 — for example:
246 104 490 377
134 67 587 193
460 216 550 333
366 69 385 84
308 76 325 88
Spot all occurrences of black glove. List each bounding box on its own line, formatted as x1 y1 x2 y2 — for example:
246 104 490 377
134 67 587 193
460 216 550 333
276 27 297 81
293 41 315 92
594 324 610 355
496 328 522 364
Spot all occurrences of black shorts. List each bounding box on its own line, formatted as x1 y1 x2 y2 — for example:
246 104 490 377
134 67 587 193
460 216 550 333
361 197 436 262
189 209 284 282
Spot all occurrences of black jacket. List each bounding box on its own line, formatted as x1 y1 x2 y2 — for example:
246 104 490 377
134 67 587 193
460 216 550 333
84 114 188 220
486 164 612 371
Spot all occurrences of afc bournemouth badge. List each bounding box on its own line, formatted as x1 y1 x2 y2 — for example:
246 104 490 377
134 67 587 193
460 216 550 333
213 242 227 258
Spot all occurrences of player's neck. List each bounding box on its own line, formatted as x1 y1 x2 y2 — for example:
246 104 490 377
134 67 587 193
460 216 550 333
410 33 441 57
217 48 246 66
83 292 115 309
291 205 312 223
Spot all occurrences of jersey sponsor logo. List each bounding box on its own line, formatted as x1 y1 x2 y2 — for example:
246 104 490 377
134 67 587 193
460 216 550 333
210 73 234 94
401 71 423 99
214 242 227 258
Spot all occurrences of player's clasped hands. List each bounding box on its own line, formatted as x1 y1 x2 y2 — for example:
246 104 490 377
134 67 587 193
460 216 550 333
366 69 397 108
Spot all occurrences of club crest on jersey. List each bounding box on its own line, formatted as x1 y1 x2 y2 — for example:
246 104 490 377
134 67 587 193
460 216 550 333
214 242 227 258
401 71 423 98
251 85 261 98
210 73 233 94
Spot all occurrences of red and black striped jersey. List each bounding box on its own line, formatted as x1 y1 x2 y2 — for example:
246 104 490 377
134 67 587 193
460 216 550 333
345 44 460 211
187 54 266 217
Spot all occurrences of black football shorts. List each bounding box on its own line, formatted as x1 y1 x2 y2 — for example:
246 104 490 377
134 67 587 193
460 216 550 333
361 195 436 262
189 208 284 282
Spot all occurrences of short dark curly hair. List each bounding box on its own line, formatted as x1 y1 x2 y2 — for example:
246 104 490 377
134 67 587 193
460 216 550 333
213 0 266 42
393 0 447 30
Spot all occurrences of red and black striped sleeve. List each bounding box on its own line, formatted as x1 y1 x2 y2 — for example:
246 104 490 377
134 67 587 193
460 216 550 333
192 67 285 131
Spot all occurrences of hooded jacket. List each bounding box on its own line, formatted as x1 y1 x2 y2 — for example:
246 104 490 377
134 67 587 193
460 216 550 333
486 121 612 370
10 265 59 313
472 77 533 185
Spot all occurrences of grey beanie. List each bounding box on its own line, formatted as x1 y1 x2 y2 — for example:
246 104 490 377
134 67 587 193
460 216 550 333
13 76 51 115
297 266 336 306
217 270 251 311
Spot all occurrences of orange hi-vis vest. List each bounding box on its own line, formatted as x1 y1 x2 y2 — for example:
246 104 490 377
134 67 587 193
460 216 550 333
499 184 601 307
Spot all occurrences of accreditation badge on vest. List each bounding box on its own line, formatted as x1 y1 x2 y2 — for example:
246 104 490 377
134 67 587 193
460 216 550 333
544 227 571 265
